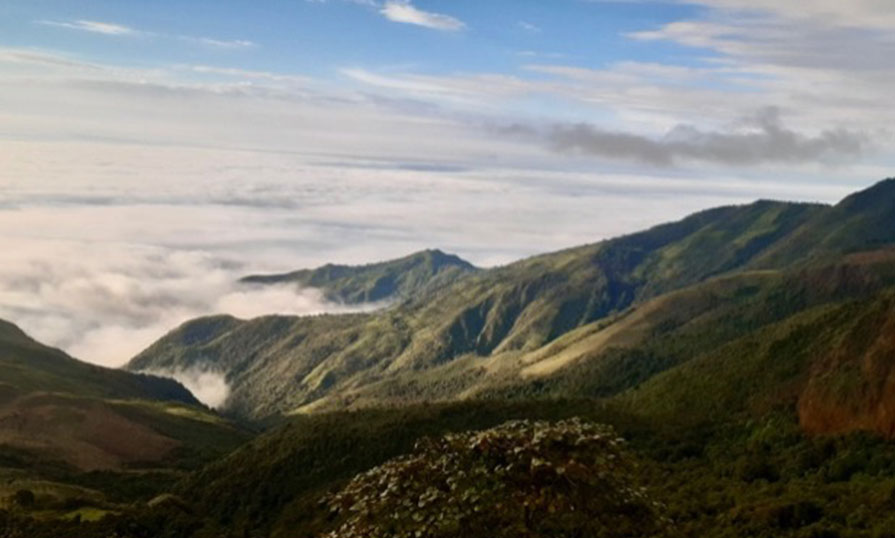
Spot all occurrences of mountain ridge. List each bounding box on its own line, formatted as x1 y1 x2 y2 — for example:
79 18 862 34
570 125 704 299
240 248 477 304
129 186 856 421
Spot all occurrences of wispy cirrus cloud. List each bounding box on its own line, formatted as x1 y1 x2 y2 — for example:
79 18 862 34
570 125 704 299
35 18 257 49
36 19 141 36
183 37 257 49
380 1 465 31
187 64 309 84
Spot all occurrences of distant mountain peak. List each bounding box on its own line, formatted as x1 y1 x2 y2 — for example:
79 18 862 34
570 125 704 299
240 249 478 304
417 248 476 270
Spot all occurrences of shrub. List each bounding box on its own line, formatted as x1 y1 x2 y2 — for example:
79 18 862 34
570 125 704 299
320 418 668 538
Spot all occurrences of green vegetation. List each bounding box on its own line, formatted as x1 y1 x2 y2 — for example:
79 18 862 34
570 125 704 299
7 398 895 537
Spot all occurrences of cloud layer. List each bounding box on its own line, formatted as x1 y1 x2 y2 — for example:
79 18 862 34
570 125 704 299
0 236 381 368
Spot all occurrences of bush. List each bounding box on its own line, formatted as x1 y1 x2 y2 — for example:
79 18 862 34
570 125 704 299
320 418 668 538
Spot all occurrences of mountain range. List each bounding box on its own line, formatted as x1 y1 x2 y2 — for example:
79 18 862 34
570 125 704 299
5 178 895 536
129 179 895 438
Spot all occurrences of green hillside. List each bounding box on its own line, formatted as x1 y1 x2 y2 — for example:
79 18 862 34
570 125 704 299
0 319 195 404
752 178 895 268
0 320 249 522
240 249 477 304
129 198 826 420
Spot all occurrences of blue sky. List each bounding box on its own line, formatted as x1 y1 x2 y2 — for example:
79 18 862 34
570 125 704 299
0 1 706 77
2 0 887 162
1 0 894 365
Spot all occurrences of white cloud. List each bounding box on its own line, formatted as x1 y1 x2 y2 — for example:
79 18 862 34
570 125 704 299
36 19 257 50
37 19 140 36
518 21 541 34
185 37 258 49
516 51 565 59
142 367 231 409
187 64 310 85
380 1 466 31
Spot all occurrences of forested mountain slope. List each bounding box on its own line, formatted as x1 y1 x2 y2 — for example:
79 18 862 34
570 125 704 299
129 180 895 424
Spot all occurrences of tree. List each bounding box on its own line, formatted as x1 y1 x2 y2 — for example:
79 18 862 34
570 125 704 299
320 418 669 538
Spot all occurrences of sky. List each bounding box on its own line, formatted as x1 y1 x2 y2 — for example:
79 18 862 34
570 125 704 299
1 0 894 371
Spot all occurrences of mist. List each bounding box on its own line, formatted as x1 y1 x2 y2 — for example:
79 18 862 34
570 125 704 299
142 366 232 409
0 237 384 368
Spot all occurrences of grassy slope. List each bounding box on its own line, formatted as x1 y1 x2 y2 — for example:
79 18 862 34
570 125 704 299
20 179 895 537
148 264 895 538
240 249 477 304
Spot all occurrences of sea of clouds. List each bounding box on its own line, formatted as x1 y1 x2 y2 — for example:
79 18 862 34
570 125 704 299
0 141 857 406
